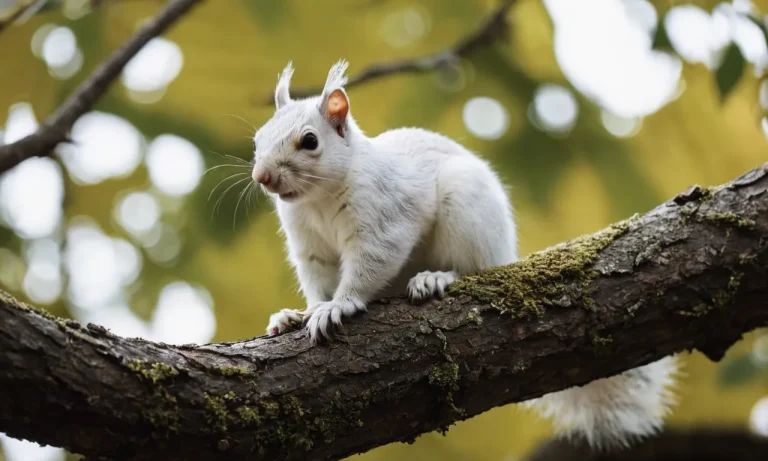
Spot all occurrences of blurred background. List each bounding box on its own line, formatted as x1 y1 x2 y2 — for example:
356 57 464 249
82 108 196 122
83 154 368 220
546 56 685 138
1 0 768 460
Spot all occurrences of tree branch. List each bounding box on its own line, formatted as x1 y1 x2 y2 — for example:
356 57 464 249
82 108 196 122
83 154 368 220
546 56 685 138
0 0 203 175
253 0 517 104
0 0 44 35
3 163 768 460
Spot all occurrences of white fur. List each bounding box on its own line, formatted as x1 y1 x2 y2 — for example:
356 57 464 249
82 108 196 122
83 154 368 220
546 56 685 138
254 60 678 449
274 62 294 109
523 356 680 449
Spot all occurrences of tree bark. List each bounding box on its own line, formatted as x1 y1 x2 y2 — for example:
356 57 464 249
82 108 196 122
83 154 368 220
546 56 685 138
3 163 768 461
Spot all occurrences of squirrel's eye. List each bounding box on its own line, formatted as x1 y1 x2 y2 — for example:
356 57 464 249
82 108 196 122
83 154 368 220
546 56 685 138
300 133 318 151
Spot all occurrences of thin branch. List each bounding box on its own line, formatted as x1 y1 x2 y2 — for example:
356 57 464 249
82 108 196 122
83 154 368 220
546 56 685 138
3 163 768 461
0 0 204 175
0 0 45 34
254 0 517 104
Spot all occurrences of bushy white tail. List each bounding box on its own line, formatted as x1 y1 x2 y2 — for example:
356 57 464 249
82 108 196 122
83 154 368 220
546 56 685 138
523 356 679 450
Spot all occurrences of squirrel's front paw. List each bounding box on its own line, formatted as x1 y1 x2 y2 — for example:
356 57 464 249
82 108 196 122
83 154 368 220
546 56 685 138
305 298 365 344
266 308 303 336
407 270 457 303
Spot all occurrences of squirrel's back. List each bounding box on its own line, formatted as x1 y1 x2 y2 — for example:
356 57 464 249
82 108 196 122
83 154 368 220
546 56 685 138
372 127 473 160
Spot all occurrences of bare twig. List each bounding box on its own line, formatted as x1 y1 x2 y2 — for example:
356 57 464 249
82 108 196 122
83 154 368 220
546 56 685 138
254 0 516 104
0 0 46 34
0 0 204 175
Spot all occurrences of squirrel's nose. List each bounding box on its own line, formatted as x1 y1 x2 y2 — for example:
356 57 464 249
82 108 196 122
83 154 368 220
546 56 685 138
253 167 272 186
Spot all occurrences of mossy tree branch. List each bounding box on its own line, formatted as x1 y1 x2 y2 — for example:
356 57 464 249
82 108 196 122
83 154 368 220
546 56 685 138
4 164 768 460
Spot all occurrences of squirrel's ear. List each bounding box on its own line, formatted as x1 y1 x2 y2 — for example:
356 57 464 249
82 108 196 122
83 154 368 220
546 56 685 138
319 60 350 137
321 89 349 137
275 61 294 110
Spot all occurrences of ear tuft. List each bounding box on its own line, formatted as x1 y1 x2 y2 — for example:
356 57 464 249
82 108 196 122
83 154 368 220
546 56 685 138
275 61 294 110
323 59 349 92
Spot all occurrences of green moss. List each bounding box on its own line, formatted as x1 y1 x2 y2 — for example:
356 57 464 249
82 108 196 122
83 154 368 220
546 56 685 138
715 272 743 307
236 405 261 424
592 333 614 346
1 290 58 320
217 366 250 377
429 363 459 390
204 393 230 433
466 308 483 326
197 390 368 454
428 362 463 416
634 242 662 267
702 212 756 230
144 388 180 433
123 360 181 434
448 221 630 317
677 272 743 317
677 303 712 317
0 290 87 338
312 392 363 444
512 360 529 373
127 361 179 384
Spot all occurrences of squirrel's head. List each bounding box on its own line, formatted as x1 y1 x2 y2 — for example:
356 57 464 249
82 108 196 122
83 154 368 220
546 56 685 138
251 60 357 204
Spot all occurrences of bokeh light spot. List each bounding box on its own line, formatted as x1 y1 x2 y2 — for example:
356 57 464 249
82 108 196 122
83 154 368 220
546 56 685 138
546 0 682 118
380 6 430 48
150 281 215 344
3 102 38 143
601 110 642 138
58 112 143 185
145 134 204 197
750 396 768 436
64 221 126 310
121 37 183 102
531 84 579 134
41 26 77 69
0 157 64 239
462 97 509 140
115 191 161 238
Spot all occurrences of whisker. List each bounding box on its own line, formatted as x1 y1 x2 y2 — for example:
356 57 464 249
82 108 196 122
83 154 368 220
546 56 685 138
296 172 339 182
209 150 251 165
220 114 257 138
245 183 255 222
293 176 334 198
233 180 253 230
204 164 250 176
213 176 252 218
207 172 250 202
222 113 257 132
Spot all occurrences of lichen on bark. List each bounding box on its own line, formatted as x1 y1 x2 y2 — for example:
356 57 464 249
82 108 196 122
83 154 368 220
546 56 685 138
448 220 631 316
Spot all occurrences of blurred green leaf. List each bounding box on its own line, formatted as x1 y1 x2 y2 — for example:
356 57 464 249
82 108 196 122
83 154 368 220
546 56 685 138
716 43 746 102
651 16 673 52
717 352 760 388
387 73 459 129
241 0 289 31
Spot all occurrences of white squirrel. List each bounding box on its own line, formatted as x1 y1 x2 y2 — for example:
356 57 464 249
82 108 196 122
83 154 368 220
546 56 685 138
252 60 679 450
